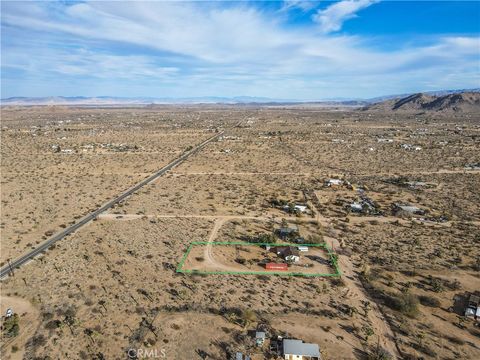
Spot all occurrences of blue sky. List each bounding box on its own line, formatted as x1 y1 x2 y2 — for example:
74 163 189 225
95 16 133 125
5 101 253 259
1 1 479 99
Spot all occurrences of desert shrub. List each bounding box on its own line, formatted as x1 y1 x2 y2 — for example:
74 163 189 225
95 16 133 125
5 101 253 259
445 279 461 291
45 320 62 330
330 277 346 287
412 342 436 357
429 277 445 292
240 309 257 326
235 257 246 265
446 335 465 345
384 292 419 317
468 328 480 338
360 264 373 281
367 346 392 360
2 314 20 337
42 311 54 321
307 234 324 244
28 334 47 350
418 295 440 308
256 275 270 281
428 276 461 292
245 233 276 244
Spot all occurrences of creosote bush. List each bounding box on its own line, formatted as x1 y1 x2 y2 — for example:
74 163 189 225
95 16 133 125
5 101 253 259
384 291 419 318
418 295 440 308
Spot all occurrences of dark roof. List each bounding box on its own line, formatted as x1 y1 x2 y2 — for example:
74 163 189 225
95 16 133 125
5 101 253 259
283 247 300 257
272 246 299 257
277 227 298 234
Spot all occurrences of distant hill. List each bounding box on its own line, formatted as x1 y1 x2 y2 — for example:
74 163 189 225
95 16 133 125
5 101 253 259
0 96 294 106
0 95 368 107
364 91 480 113
2 89 479 108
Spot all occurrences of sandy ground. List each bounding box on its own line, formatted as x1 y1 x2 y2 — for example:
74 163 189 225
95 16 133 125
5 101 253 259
1 107 479 359
0 296 40 360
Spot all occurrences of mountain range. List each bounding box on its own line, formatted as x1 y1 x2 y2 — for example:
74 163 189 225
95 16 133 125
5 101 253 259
363 91 480 113
2 89 479 110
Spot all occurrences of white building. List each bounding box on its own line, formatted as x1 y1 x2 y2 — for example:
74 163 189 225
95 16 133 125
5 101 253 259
326 179 343 187
283 339 321 360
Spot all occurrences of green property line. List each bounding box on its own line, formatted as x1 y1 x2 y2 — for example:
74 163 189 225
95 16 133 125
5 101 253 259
176 241 341 277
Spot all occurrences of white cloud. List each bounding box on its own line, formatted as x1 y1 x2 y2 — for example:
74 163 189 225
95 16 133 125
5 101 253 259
312 0 379 34
281 1 318 12
1 1 479 99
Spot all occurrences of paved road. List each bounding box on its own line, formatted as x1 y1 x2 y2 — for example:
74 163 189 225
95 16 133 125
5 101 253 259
0 131 223 279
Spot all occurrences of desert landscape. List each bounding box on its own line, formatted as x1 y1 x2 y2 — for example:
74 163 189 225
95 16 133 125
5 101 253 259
2 1 479 359
1 95 479 359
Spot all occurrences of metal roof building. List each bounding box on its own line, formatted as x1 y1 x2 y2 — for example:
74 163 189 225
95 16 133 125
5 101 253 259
283 339 321 360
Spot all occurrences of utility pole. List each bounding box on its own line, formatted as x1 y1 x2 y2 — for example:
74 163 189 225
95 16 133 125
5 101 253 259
7 259 14 276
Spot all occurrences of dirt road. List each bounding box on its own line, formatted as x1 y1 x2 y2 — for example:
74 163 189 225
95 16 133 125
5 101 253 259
326 234 400 358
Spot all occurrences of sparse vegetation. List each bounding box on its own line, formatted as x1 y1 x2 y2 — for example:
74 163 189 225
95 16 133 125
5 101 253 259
1 107 479 359
2 314 20 337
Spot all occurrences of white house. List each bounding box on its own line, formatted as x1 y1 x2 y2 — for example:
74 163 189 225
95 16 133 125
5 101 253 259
283 339 321 360
294 205 308 213
326 179 343 187
350 202 363 212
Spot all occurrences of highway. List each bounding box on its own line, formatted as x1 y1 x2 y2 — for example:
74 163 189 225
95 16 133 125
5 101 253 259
0 130 224 279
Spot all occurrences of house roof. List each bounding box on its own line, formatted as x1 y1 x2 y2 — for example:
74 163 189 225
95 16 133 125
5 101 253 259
350 202 363 211
277 227 298 234
283 339 320 358
235 352 250 360
272 246 289 252
256 331 266 339
395 204 423 213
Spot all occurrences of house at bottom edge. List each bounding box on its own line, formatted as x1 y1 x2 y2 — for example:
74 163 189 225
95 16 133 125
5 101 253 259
283 339 321 360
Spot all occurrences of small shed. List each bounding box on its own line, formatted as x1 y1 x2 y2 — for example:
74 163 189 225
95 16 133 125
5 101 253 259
266 263 288 271
326 179 343 187
235 352 251 360
255 331 266 346
350 202 363 212
393 203 425 215
294 204 308 213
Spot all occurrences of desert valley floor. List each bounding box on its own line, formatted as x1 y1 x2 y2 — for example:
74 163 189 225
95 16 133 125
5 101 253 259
1 106 479 360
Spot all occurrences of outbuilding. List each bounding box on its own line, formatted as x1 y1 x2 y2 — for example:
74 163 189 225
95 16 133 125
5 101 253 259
265 263 288 271
326 179 343 187
255 331 266 346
